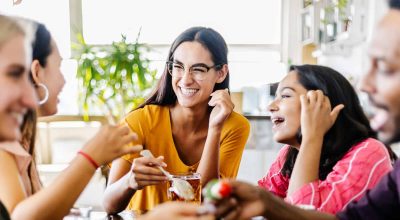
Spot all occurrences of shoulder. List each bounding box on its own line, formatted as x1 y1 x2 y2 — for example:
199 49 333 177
223 112 250 132
337 138 391 169
347 138 389 158
126 105 165 118
125 105 168 124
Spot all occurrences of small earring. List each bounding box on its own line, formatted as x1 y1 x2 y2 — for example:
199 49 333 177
37 83 49 105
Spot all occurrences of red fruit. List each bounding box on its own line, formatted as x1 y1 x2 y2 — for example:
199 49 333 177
218 181 232 197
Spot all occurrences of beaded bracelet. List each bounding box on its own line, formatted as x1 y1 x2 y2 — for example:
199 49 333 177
78 150 99 169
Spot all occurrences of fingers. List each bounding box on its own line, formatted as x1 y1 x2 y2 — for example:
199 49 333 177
215 197 238 218
209 89 232 106
305 90 325 107
120 135 138 148
208 97 234 110
300 94 307 109
123 145 143 155
223 206 241 220
133 157 166 169
330 104 345 121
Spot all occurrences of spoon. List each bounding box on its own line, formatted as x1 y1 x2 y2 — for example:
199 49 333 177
140 150 195 201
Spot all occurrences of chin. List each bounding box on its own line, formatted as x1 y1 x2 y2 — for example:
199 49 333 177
274 134 298 146
0 130 20 142
380 132 400 145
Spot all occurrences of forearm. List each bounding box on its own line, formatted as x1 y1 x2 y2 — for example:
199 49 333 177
103 173 136 214
262 189 337 220
287 137 323 196
12 155 95 220
196 127 221 185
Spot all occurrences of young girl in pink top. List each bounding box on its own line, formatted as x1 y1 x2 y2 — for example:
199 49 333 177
258 65 396 214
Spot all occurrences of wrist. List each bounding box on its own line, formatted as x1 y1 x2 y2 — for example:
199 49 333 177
258 188 271 217
300 135 324 147
126 172 139 191
208 126 222 135
77 150 100 170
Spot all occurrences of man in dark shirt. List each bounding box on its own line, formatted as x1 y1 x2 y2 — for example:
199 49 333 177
215 0 400 219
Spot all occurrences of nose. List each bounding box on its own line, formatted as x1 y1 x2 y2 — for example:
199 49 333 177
358 67 376 95
268 99 279 113
180 68 194 85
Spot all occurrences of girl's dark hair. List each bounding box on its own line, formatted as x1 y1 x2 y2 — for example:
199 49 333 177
389 0 400 9
138 27 229 108
20 21 52 193
31 23 52 67
281 65 397 180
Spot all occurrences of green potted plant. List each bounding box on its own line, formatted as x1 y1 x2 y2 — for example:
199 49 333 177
74 32 157 121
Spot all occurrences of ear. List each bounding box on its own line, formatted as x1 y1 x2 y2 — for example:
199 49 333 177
30 60 42 85
216 64 229 83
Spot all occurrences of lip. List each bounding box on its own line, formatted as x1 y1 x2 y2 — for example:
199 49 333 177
369 107 390 132
271 115 285 130
179 86 199 97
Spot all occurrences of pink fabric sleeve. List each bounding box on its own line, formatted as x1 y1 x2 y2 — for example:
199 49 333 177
285 138 393 214
258 145 290 198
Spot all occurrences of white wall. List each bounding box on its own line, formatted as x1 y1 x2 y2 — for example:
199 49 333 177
317 0 389 83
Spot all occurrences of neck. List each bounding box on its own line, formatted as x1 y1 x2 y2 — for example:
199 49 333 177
170 102 209 132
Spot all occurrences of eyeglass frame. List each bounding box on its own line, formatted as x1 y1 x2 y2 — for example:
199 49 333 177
166 61 223 80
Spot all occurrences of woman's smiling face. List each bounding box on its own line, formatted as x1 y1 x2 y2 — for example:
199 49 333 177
269 71 308 147
0 35 37 141
171 41 225 109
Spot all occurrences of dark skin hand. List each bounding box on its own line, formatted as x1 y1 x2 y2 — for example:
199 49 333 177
214 180 338 220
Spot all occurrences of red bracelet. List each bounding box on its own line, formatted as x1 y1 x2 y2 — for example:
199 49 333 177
78 151 99 169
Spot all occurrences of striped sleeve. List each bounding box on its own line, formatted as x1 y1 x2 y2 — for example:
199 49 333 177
258 145 290 198
285 138 393 214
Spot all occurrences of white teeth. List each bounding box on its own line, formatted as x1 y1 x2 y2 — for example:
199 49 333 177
180 87 198 96
11 112 24 125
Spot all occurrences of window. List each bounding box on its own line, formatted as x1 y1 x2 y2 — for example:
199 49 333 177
82 0 286 93
2 0 286 115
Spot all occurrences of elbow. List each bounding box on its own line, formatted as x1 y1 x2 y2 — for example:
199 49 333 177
103 200 121 215
102 192 124 215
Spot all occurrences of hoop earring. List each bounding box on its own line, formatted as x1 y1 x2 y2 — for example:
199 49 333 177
37 83 49 105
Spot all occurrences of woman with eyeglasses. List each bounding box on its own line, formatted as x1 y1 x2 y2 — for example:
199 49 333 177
103 27 250 213
0 16 141 220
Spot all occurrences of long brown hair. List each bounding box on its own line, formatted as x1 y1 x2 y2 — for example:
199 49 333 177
20 110 41 193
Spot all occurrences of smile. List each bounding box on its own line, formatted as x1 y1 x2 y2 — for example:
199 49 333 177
180 87 199 96
271 116 285 129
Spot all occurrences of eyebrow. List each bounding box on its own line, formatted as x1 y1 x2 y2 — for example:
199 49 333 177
279 86 296 92
173 59 211 67
275 86 295 96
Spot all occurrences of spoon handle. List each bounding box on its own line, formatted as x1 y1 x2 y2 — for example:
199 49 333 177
140 150 172 178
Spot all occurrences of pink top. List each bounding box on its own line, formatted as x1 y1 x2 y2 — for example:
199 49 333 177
0 141 41 196
258 138 393 214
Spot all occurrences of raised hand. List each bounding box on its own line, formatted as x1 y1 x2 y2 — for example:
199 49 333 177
214 180 267 220
208 89 234 129
127 156 168 190
82 124 143 166
300 90 344 140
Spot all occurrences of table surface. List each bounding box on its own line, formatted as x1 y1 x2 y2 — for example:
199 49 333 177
64 210 143 220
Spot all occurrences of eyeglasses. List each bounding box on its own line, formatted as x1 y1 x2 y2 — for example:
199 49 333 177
166 61 222 81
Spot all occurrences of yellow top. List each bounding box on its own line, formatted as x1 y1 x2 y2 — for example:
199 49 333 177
120 104 250 211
